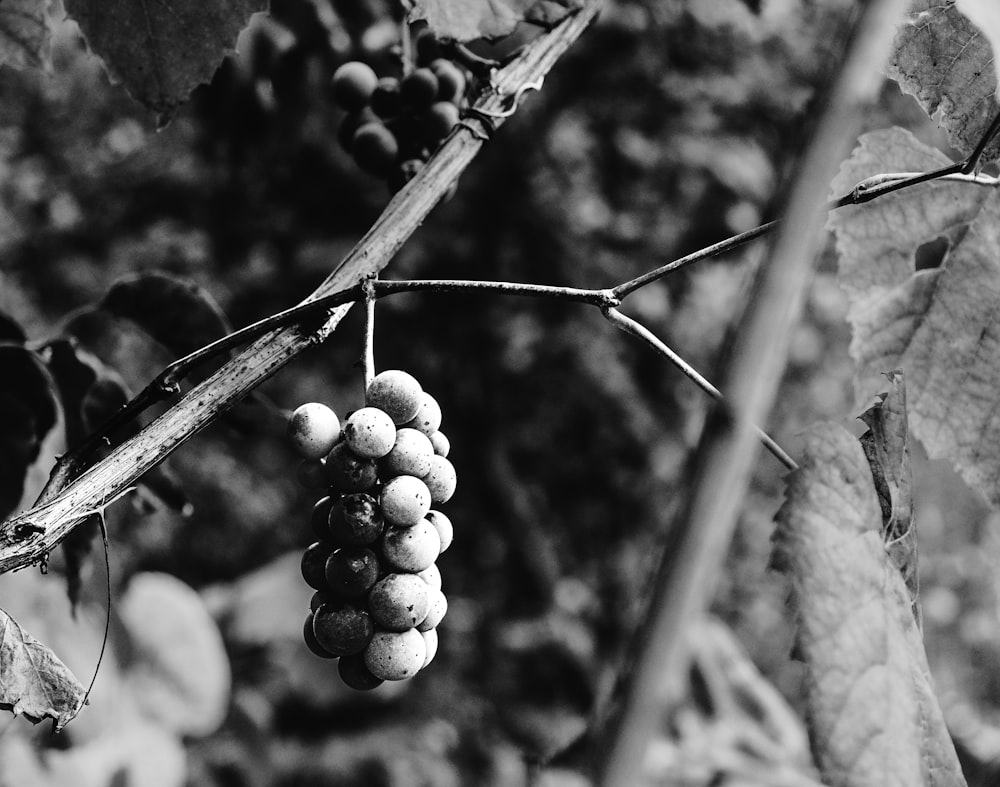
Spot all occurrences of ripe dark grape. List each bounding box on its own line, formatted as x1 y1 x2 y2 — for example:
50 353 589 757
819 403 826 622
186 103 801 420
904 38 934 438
310 495 335 540
414 28 442 66
329 492 384 545
429 59 465 104
313 601 375 656
370 77 402 119
325 547 380 599
301 541 334 591
331 61 378 111
326 443 379 492
338 653 384 690
401 68 439 110
352 123 399 176
303 613 337 659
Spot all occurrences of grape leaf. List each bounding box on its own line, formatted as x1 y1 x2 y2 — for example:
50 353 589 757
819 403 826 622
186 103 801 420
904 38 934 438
404 0 583 43
858 371 919 626
828 127 1000 507
772 421 965 787
955 1 1000 94
887 0 1000 164
63 0 266 116
0 0 50 70
0 607 85 731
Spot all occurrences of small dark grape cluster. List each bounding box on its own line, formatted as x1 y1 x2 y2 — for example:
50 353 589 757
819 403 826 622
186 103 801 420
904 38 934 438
330 30 469 189
287 370 455 690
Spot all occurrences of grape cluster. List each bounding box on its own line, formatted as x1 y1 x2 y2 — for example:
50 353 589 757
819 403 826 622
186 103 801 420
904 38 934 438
330 30 469 189
287 370 455 690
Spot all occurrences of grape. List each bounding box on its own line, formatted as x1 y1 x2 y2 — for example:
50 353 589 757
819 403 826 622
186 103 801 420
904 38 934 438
420 628 438 668
310 495 334 541
428 430 450 457
343 407 397 458
404 392 442 435
380 428 434 478
421 101 460 144
417 562 442 591
425 510 453 553
370 77 402 119
325 547 380 599
380 475 432 526
328 493 384 545
383 519 441 573
301 541 334 590
352 123 399 176
368 573 430 631
288 402 341 459
417 587 447 632
303 613 336 659
338 107 379 153
422 455 457 503
310 590 332 614
414 28 441 66
325 442 379 491
401 68 439 110
338 653 384 690
364 629 427 680
331 61 378 111
365 370 423 425
296 459 328 490
430 59 465 104
313 600 374 656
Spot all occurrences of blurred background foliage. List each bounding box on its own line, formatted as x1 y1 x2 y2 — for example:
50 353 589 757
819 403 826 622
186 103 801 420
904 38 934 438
2 0 1000 785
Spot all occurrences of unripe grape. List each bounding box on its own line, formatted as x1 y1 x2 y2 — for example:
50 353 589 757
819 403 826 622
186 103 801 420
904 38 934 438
417 562 442 591
417 587 447 632
297 459 328 490
381 475 432 526
303 613 336 659
328 492 384 545
404 392 442 435
428 430 450 457
338 653 384 690
310 496 334 540
312 600 374 656
430 59 465 103
422 455 457 504
310 590 332 613
401 68 439 110
425 510 453 553
301 541 334 591
421 101 460 144
364 629 427 680
383 519 441 573
343 407 397 459
352 122 399 176
368 573 430 631
331 60 378 111
288 402 341 459
325 547 380 599
420 628 438 668
365 370 423 425
380 428 434 478
370 76 402 118
326 442 379 491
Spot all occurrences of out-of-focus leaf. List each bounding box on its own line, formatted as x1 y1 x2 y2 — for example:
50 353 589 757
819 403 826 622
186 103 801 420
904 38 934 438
405 0 583 43
118 572 230 737
772 421 965 787
63 0 267 116
0 607 85 731
888 0 1000 164
0 345 61 520
955 0 1000 98
0 311 26 344
0 0 50 70
829 127 1000 506
858 371 918 625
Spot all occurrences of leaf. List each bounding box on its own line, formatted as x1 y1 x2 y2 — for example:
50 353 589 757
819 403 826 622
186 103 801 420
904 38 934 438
0 345 62 520
63 0 267 116
887 0 1000 164
858 371 919 625
0 0 50 70
405 0 583 43
0 607 85 731
772 421 965 787
828 127 1000 506
955 0 1000 97
118 572 230 737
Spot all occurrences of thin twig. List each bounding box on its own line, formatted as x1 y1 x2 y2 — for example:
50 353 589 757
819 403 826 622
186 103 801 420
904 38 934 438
363 277 377 389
